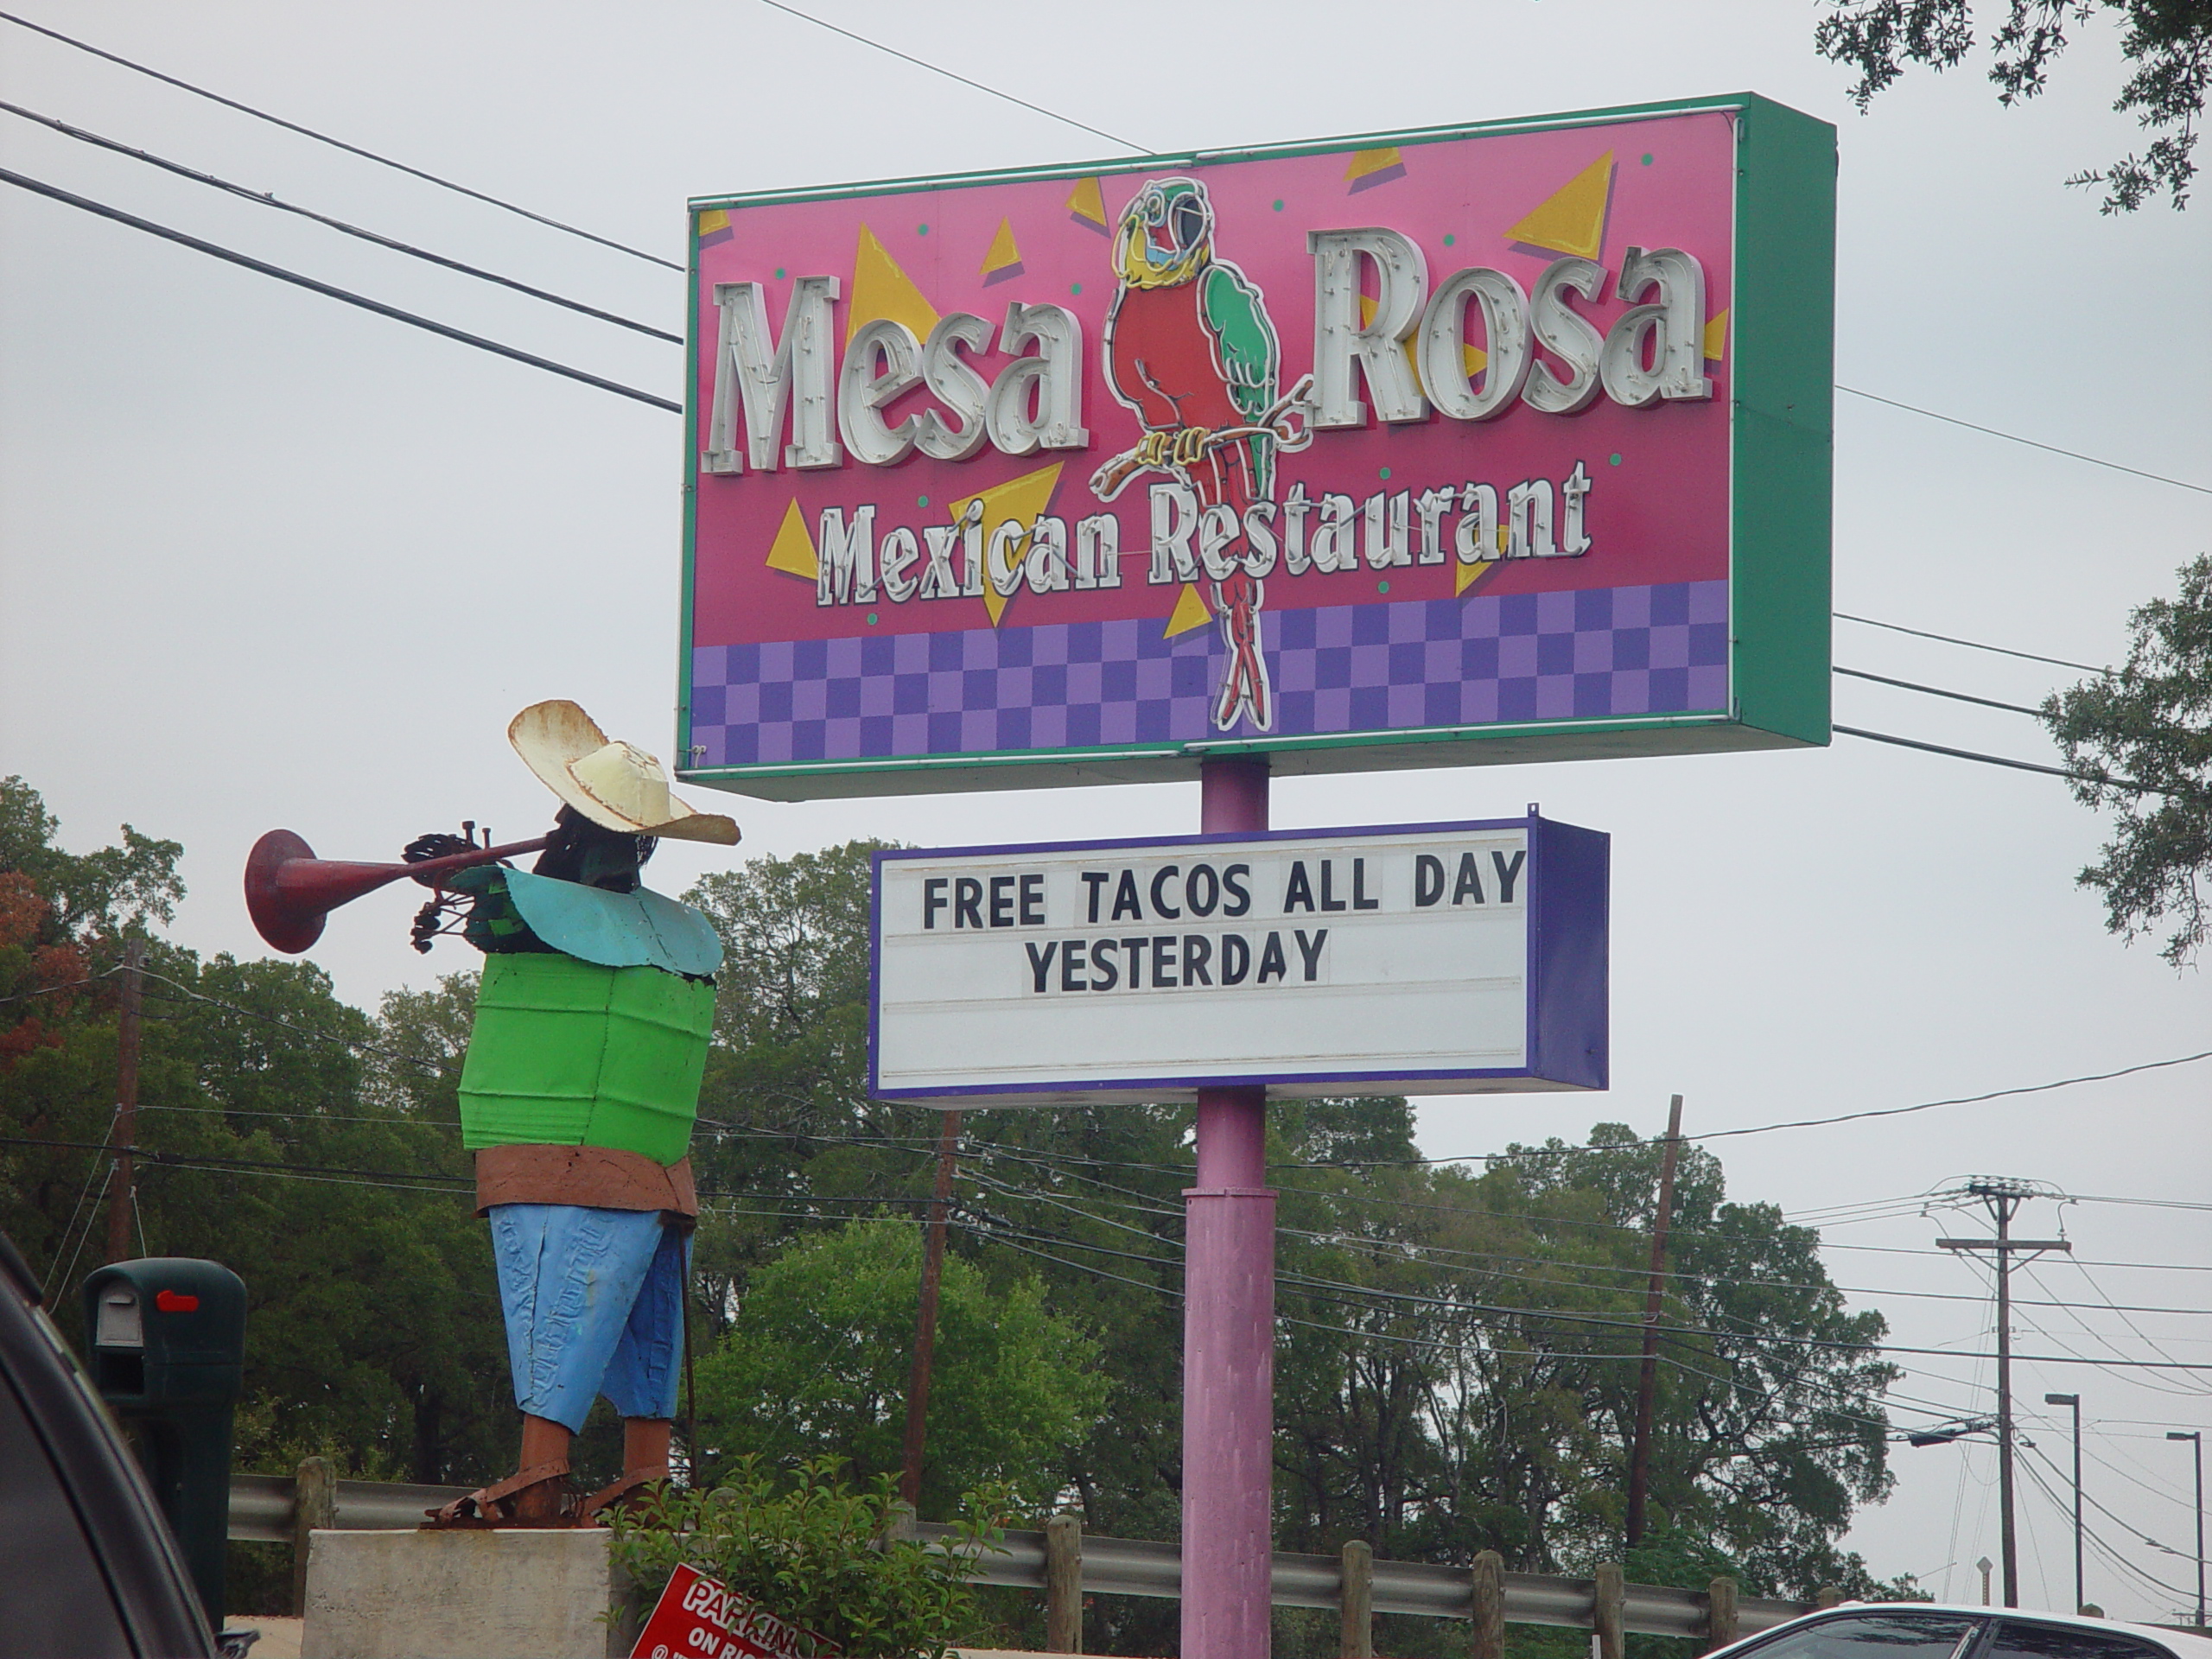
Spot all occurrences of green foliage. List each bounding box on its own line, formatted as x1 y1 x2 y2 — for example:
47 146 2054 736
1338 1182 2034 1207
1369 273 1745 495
1814 0 2209 209
605 1458 1012 1659
1268 1124 1899 1599
691 1217 1107 1516
0 775 185 938
2043 554 2212 966
0 782 513 1509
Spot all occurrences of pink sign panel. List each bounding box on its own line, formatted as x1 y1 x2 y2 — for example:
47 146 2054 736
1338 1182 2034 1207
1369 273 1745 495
681 97 1833 799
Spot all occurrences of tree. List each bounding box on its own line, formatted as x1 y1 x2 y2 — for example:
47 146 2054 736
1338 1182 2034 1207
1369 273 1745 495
1268 1124 1900 1599
690 1217 1108 1516
1815 0 2210 210
0 776 517 1616
2042 554 2212 966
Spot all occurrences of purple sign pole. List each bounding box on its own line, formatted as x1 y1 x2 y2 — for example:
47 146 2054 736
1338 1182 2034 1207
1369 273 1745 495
1184 757 1276 1659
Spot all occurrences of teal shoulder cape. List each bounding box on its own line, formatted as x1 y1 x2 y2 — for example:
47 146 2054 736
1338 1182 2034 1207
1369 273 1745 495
496 868 723 978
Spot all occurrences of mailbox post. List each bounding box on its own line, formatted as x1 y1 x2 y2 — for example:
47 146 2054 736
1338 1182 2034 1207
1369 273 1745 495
82 1258 247 1630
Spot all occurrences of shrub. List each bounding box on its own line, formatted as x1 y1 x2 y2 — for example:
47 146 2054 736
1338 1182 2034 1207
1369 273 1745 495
606 1456 1013 1659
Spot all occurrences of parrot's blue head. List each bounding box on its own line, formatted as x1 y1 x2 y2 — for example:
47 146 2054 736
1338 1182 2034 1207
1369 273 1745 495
1116 177 1213 289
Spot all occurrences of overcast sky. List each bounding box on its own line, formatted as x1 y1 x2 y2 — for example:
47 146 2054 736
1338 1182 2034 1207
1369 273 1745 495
3 0 2207 1622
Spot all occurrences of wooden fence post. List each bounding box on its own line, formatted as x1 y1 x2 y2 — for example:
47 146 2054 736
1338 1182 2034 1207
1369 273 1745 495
1815 1587 1843 1610
290 1456 336 1616
1707 1576 1739 1652
1339 1540 1373 1659
1594 1562 1624 1659
1471 1549 1505 1659
1046 1512 1084 1653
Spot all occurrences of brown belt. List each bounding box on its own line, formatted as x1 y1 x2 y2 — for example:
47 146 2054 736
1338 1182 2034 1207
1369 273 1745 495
474 1144 697 1219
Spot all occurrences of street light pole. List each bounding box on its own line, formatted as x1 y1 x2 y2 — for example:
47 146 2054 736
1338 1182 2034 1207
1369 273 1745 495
2171 1431 2204 1629
2046 1393 2082 1614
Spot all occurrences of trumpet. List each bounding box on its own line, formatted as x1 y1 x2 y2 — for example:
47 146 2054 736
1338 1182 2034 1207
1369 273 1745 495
244 829 549 954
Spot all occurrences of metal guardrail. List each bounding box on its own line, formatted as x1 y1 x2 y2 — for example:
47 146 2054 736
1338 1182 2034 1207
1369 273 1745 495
909 1521 1808 1636
232 1473 1808 1638
229 1471 470 1542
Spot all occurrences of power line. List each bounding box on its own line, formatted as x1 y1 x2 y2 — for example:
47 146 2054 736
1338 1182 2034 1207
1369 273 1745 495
950 1130 2212 1276
0 99 681 342
1834 666 2046 718
0 166 683 413
1834 613 2112 677
0 973 110 1006
0 8 680 270
1834 724 2170 795
1836 385 2212 499
976 1152 2212 1316
135 969 442 1073
755 0 1142 153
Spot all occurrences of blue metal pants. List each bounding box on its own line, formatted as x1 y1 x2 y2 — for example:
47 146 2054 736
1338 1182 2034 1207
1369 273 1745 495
486 1204 688 1433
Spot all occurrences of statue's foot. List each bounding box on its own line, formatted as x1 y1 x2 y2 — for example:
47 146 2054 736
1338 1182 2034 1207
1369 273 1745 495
422 1457 575 1529
578 1468 666 1526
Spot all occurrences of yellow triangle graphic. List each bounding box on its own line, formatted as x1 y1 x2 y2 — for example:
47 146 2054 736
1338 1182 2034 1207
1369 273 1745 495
696 208 730 236
1165 582 1212 637
1453 520 1510 595
849 226 939 344
1703 307 1729 362
950 462 1065 626
1344 147 1402 181
980 217 1021 278
1066 176 1107 227
765 498 817 580
1506 151 1615 260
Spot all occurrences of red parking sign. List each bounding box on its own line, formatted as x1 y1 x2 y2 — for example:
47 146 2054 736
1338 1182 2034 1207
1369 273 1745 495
630 1563 829 1659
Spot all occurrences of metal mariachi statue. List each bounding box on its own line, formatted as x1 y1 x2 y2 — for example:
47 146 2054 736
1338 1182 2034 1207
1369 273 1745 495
404 701 740 1525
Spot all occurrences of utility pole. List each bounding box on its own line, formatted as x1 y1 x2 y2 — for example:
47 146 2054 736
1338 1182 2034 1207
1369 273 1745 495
1625 1094 1684 1547
899 1108 962 1510
2170 1430 2203 1628
104 937 146 1265
1937 1179 2069 1610
2045 1392 2082 1614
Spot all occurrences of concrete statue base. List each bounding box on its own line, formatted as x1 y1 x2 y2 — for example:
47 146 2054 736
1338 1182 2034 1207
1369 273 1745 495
301 1529 641 1659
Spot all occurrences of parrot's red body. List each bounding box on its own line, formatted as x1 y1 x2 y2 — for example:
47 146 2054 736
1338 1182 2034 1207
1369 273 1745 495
1097 178 1284 730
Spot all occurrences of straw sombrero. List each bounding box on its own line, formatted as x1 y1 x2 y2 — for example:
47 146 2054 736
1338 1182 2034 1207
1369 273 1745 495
508 700 740 846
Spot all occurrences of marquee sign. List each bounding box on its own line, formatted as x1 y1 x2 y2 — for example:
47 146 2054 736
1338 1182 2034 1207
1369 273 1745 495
869 813 1607 1106
681 95 1834 800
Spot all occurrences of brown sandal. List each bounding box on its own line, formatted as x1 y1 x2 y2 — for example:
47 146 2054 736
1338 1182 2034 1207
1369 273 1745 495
577 1467 665 1526
423 1458 575 1528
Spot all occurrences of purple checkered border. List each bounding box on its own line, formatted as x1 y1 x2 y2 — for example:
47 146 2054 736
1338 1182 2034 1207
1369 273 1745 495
688 580 1728 766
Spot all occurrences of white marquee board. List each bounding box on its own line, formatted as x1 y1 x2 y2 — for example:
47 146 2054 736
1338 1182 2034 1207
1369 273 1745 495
868 815 1608 1107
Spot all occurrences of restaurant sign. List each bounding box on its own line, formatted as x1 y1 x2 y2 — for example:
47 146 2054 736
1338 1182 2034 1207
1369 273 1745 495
682 95 1834 799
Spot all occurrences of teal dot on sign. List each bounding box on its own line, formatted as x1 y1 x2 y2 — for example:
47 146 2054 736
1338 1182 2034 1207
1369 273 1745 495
1070 282 1083 296
1641 154 1654 166
1442 233 1456 247
1379 466 1391 480
1609 454 1623 467
1376 579 1391 594
866 613 879 626
1272 200 1284 211
917 494 930 507
773 267 786 279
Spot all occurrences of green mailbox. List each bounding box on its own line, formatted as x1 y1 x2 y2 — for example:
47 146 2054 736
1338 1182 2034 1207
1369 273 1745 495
82 1258 247 1631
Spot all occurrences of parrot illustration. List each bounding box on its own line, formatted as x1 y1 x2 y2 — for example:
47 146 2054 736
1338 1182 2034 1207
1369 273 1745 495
1094 177 1292 732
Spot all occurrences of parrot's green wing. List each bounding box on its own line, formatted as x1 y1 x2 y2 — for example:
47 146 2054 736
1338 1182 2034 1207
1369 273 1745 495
1200 260 1281 499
